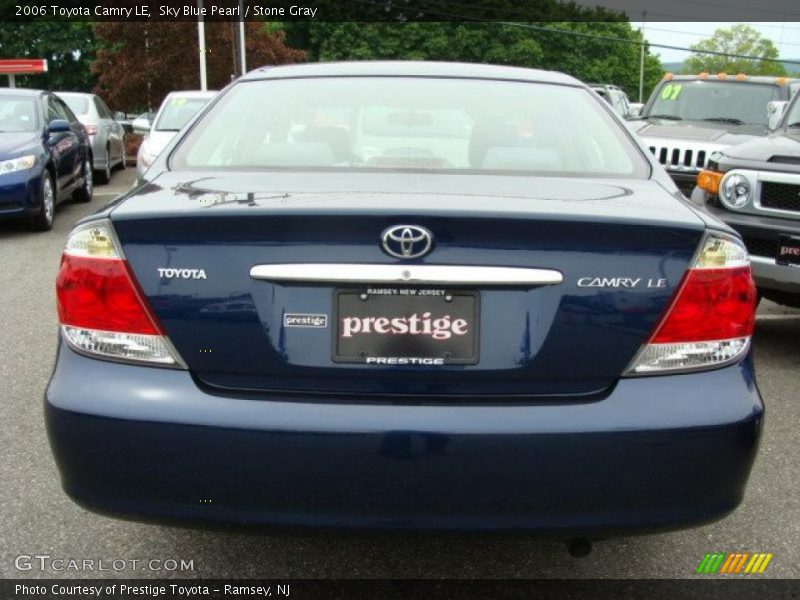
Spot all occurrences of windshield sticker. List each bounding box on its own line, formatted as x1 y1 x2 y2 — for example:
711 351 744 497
171 97 188 107
661 84 683 100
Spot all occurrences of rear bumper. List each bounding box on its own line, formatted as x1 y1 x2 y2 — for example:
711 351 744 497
89 135 110 169
751 255 800 295
46 343 763 534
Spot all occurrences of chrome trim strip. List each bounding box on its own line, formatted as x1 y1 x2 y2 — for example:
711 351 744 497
250 264 563 286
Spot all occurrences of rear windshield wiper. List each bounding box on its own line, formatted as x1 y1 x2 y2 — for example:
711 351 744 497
646 114 683 120
702 117 746 125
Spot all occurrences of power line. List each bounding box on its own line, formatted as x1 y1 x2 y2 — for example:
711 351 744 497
350 0 800 66
630 9 800 23
643 26 800 47
629 19 800 34
640 0 800 18
505 22 800 65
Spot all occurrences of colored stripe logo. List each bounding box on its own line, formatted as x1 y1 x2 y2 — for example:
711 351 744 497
696 552 773 574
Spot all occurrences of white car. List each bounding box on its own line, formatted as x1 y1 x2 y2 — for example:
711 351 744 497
135 90 216 180
588 84 633 117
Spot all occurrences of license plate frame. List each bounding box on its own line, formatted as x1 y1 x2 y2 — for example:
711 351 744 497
332 288 479 365
776 234 800 267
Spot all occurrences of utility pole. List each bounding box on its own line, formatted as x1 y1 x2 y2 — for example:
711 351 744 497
639 11 647 103
231 21 238 80
238 0 247 75
197 0 207 90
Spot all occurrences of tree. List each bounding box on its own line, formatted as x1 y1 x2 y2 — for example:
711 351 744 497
684 24 786 76
91 23 304 112
0 22 96 91
531 22 663 101
286 21 663 100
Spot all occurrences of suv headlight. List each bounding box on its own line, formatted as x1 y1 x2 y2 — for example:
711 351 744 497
719 172 752 210
0 155 35 175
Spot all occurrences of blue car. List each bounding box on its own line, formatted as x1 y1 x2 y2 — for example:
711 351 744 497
0 88 93 230
46 62 763 539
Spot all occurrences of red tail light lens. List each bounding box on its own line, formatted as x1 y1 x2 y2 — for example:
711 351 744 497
56 221 183 367
57 255 161 335
650 267 756 343
626 233 756 375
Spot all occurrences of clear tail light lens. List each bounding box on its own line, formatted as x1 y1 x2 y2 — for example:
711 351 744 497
56 221 185 368
625 232 756 375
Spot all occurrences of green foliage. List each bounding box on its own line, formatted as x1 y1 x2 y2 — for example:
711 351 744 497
684 24 787 76
530 22 663 101
285 21 664 101
0 22 96 91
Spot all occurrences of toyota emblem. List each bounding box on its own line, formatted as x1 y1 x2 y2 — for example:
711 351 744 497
381 225 433 259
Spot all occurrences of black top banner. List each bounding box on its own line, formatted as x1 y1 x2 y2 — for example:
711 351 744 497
2 0 800 22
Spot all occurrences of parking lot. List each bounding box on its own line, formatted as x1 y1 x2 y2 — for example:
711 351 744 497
0 165 798 579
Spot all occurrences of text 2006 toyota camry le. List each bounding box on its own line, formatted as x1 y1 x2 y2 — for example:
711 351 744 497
47 62 762 537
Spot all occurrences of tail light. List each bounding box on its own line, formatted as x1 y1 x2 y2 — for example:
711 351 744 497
84 124 98 135
56 220 185 368
625 232 756 375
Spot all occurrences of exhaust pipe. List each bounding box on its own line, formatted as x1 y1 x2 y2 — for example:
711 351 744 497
566 538 593 557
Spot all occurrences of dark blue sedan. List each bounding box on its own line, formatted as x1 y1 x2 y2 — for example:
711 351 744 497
0 88 92 230
46 62 763 540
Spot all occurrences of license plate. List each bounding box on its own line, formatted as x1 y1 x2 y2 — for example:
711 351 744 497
333 288 479 365
777 235 800 267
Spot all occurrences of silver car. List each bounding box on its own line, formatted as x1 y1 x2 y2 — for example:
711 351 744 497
58 92 127 183
135 91 216 180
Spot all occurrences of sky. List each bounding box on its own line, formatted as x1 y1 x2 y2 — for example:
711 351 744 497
628 21 800 63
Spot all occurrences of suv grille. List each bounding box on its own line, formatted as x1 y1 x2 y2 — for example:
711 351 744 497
648 146 707 170
760 182 800 213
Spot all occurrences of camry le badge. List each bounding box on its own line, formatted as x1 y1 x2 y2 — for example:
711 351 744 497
381 225 433 259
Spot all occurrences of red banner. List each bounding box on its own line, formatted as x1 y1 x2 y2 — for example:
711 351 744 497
0 59 48 74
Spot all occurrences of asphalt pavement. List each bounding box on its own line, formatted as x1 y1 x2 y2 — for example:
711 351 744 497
1 166 798 579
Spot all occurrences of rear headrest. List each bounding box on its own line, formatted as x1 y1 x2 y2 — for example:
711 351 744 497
252 142 335 166
298 126 352 163
469 124 546 168
480 147 564 171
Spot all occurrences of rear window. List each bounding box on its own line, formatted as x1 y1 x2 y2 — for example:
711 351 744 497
61 95 89 115
0 96 38 132
155 96 212 132
171 77 648 178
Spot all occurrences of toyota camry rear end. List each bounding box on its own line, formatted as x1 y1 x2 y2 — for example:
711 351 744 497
46 62 763 535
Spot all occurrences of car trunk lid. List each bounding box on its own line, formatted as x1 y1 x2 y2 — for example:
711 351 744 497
110 172 705 400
